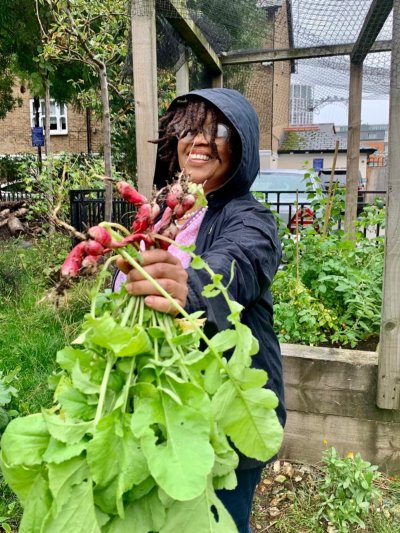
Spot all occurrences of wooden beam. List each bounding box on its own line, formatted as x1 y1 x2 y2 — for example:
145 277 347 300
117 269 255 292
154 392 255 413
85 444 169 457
351 0 393 64
280 344 400 474
344 61 363 238
219 40 392 65
377 0 400 410
165 0 222 75
131 3 159 199
282 344 400 423
281 411 400 475
176 51 190 96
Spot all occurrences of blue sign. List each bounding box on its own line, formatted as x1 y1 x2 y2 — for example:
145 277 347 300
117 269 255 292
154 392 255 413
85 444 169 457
31 127 45 147
313 158 324 172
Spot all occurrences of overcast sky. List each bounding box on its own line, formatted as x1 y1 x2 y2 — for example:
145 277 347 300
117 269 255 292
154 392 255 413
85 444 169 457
314 99 389 126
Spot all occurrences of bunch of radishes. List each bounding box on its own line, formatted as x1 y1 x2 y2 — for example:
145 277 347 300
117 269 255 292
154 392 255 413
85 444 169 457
61 175 202 278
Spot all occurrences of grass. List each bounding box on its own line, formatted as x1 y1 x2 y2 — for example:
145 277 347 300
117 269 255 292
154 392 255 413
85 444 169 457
0 235 93 528
0 236 91 413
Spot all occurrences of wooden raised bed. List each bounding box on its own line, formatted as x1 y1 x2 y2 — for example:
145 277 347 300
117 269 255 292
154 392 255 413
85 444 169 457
279 343 400 475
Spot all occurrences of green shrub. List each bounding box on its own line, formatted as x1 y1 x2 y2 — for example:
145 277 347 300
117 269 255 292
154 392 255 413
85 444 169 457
317 447 381 532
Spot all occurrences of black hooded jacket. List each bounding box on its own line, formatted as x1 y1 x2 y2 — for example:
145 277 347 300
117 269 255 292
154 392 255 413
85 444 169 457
154 88 286 470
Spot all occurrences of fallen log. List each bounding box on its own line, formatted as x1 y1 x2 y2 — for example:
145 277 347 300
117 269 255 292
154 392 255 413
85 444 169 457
7 216 25 235
0 200 25 210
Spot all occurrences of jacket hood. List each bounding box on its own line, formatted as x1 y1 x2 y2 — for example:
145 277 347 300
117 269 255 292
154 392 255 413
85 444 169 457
153 88 260 201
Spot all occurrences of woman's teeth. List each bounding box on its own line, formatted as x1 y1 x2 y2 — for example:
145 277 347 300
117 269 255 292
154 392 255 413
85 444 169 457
190 154 210 161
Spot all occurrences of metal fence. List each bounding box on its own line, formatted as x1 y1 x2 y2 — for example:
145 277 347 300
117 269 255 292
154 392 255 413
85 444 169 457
69 189 136 233
254 189 387 237
68 188 386 238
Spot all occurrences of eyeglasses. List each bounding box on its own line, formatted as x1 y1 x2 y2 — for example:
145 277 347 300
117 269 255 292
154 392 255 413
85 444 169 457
176 123 231 144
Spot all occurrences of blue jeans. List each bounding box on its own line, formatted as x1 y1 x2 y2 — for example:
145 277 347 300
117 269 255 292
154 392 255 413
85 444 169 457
216 466 263 533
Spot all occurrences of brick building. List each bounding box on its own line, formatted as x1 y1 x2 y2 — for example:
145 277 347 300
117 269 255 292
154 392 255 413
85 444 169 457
244 0 292 169
0 83 103 155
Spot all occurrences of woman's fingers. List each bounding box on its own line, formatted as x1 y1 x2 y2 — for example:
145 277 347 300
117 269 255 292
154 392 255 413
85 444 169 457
115 255 132 274
117 250 188 315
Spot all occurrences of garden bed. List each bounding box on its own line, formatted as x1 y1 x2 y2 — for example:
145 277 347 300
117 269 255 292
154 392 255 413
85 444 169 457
250 458 400 532
280 343 400 477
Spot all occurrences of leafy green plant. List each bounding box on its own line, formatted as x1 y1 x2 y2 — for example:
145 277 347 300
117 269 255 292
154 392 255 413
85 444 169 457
0 369 19 436
317 447 381 532
272 272 337 346
19 153 106 224
272 182 385 348
0 240 283 531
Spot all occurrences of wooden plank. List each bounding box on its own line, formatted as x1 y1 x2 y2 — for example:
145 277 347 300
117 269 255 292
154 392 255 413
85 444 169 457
131 4 158 198
377 0 400 410
219 40 392 65
279 411 400 475
282 348 400 423
176 59 190 96
281 343 377 364
344 61 363 238
165 0 222 75
280 410 400 475
351 0 393 64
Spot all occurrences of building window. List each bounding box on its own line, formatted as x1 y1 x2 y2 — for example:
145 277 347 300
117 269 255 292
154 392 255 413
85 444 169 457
30 99 68 135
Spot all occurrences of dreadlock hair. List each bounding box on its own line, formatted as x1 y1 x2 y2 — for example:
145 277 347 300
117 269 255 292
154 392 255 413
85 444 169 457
153 98 238 177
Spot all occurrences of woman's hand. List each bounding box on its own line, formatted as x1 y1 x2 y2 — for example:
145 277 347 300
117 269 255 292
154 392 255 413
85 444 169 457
116 250 188 315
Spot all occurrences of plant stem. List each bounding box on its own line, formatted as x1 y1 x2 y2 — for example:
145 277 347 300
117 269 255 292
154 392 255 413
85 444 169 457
90 255 119 317
99 221 131 236
118 247 227 373
120 295 136 327
94 354 114 425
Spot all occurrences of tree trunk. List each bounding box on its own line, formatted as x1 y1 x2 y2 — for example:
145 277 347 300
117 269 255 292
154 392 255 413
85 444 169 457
99 62 113 222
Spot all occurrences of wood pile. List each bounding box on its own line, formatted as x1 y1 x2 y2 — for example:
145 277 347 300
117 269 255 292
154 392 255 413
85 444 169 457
0 200 29 236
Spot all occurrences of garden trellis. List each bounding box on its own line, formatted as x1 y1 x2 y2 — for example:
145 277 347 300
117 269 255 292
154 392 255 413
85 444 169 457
130 0 400 471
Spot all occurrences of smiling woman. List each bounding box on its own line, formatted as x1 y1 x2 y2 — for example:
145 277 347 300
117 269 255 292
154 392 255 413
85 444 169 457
113 88 286 533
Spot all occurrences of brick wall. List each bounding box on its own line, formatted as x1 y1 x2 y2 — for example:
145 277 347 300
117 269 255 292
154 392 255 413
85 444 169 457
0 83 103 155
245 1 291 152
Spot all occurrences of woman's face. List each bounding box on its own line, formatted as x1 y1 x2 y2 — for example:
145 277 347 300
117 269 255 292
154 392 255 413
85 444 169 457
177 112 233 194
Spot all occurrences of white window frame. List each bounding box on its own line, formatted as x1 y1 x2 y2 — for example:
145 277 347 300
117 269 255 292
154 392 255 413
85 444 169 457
30 99 68 135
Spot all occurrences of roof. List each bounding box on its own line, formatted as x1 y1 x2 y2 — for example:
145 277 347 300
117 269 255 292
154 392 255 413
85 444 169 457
278 124 375 154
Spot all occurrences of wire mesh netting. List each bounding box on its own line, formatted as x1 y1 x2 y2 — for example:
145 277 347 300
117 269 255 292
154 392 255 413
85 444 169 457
130 0 395 151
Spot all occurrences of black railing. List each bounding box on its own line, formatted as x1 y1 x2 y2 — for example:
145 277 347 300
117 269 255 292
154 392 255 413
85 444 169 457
252 190 387 237
69 189 386 237
0 190 36 202
69 189 135 233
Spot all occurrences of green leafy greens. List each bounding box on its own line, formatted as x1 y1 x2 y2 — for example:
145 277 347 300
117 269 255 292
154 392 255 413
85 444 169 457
0 246 283 532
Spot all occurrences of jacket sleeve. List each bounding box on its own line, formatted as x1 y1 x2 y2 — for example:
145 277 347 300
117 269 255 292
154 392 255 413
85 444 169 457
185 209 281 335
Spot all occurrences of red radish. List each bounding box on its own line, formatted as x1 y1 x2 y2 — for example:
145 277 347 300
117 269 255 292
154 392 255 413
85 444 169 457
116 181 148 206
88 226 112 247
85 240 104 256
82 255 100 268
160 223 178 244
157 207 172 232
150 202 161 222
61 242 87 277
181 194 196 211
105 232 155 250
132 203 152 233
173 204 186 219
165 183 183 209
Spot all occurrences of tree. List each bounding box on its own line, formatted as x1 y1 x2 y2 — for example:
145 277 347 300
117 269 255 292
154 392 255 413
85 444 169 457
37 0 129 221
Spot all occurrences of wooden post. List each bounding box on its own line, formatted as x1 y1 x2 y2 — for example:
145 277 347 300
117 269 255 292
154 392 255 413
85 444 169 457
131 0 158 199
344 61 363 238
176 51 190 96
211 73 223 88
377 0 400 410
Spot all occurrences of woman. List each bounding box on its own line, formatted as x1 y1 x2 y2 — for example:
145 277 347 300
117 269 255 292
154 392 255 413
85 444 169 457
116 88 285 533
